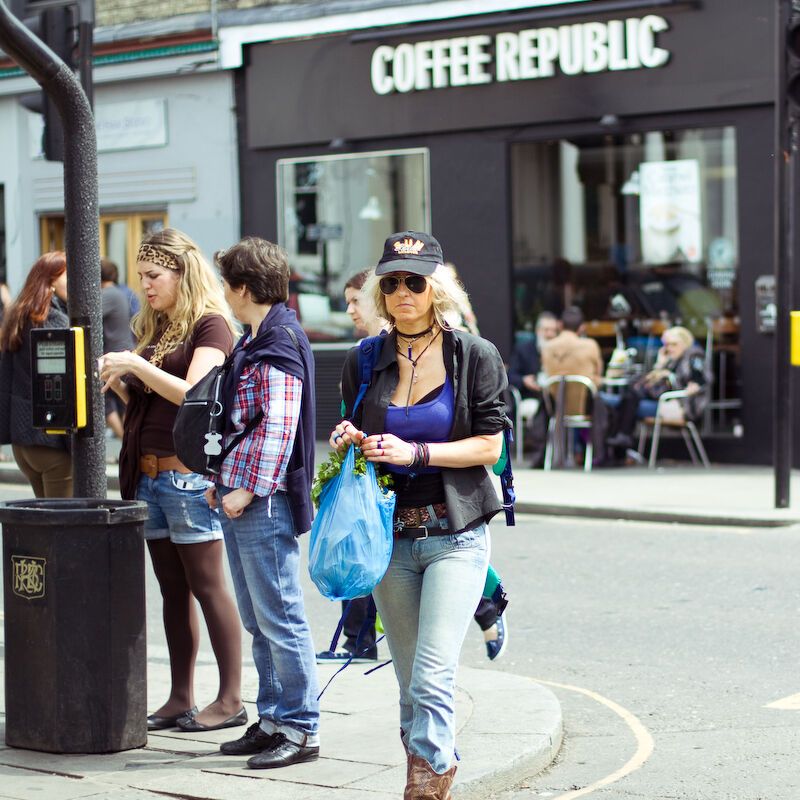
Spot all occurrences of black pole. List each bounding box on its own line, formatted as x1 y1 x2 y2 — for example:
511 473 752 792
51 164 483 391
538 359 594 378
0 0 105 497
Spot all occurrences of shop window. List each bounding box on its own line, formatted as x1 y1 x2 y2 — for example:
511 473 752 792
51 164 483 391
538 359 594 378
40 211 167 293
277 148 430 342
511 127 740 434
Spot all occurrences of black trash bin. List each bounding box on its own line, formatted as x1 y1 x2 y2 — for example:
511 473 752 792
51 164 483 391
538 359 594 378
1 498 148 753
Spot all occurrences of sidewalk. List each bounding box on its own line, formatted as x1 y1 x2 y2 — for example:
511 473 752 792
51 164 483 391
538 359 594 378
0 654 562 800
509 463 800 527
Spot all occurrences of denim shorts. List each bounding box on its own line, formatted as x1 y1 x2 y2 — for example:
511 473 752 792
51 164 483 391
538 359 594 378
136 470 223 544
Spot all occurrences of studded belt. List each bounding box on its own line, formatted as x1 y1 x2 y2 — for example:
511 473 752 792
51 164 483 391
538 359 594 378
394 502 450 540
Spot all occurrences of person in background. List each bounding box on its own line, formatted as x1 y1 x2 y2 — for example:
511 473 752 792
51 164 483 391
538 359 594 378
319 268 388 664
330 231 510 797
507 312 559 468
207 237 320 769
100 258 135 439
104 259 141 318
606 326 710 450
0 252 71 496
344 268 387 338
541 306 608 467
99 228 244 733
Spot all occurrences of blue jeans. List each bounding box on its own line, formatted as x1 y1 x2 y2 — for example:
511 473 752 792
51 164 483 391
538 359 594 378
218 487 320 745
372 523 490 773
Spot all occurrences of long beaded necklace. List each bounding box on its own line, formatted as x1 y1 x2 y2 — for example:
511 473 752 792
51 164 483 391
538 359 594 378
396 325 442 412
143 321 183 393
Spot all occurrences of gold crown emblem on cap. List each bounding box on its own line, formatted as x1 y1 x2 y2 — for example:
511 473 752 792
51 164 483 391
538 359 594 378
393 238 425 256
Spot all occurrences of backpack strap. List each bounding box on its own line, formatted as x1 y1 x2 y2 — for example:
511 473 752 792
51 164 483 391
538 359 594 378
498 427 516 526
212 325 301 469
349 334 385 420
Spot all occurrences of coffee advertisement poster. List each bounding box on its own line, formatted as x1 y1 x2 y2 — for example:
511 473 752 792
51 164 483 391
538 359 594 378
639 159 702 265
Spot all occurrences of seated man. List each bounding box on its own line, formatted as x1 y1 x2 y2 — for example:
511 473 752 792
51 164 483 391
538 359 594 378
541 306 608 466
507 312 559 467
606 326 709 449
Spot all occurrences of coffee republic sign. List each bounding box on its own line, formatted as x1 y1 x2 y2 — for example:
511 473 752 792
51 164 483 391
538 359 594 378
371 15 670 95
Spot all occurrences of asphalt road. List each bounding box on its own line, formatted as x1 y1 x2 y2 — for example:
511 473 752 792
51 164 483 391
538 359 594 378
1 480 798 799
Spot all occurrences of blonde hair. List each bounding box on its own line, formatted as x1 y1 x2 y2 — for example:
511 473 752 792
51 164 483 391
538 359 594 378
664 325 694 350
132 227 237 354
363 264 472 332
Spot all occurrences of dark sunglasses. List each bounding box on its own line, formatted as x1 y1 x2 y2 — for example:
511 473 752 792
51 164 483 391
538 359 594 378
379 274 428 295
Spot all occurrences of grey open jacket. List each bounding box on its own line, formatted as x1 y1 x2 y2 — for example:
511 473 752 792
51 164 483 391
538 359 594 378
341 328 510 534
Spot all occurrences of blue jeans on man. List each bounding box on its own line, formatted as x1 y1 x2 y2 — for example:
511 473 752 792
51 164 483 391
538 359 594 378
217 487 320 762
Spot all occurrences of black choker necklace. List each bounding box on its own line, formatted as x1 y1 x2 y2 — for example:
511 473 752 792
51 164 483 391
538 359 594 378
396 324 434 341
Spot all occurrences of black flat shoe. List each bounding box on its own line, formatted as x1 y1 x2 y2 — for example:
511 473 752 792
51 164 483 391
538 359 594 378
177 706 247 732
147 706 198 731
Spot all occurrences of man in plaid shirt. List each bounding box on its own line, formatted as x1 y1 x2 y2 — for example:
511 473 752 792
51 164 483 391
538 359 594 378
206 237 320 770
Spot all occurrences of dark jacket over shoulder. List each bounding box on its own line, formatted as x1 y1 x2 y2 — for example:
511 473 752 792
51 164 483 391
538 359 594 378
0 303 70 450
341 328 509 534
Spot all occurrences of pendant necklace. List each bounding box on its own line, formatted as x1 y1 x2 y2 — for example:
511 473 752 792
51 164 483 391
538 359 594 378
397 324 434 361
396 326 442 413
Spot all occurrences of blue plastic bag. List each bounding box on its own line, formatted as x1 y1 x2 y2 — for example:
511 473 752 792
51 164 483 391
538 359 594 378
308 445 396 601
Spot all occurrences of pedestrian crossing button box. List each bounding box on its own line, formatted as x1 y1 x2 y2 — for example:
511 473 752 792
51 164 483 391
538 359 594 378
30 327 87 433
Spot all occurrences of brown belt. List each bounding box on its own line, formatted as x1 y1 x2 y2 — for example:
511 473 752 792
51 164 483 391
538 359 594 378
140 454 191 479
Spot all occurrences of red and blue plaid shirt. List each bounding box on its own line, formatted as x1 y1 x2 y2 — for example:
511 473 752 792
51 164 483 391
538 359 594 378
219 359 302 497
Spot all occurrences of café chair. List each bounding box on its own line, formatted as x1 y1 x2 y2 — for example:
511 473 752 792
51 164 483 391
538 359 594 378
541 375 597 472
637 388 710 469
507 385 540 462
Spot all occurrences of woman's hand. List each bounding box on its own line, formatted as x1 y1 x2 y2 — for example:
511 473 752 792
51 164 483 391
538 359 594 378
221 487 254 518
361 433 415 467
329 421 365 451
99 350 144 389
205 485 218 509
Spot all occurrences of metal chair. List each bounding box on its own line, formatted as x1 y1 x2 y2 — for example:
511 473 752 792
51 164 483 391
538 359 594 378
637 388 711 469
508 385 541 462
541 375 597 472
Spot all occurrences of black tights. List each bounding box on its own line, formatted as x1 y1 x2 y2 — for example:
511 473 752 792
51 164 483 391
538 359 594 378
148 539 242 723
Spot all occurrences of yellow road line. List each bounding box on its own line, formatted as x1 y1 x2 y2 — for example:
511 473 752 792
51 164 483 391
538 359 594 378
765 692 800 710
536 678 655 800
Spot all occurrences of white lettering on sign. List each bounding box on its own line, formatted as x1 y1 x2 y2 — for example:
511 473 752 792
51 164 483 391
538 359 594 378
370 15 670 95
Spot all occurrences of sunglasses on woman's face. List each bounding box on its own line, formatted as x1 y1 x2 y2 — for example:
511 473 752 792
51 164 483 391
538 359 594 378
379 274 428 295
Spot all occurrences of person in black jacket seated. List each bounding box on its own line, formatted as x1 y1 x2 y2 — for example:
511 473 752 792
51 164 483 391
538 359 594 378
330 231 510 799
606 325 709 449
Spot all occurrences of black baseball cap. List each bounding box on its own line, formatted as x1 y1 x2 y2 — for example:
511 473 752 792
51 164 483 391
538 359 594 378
375 231 444 276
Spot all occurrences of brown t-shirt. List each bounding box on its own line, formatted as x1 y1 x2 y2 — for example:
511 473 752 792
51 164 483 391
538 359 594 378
139 315 234 457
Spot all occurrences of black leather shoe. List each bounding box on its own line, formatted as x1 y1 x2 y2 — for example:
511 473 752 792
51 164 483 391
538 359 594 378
147 706 198 731
220 722 277 755
247 733 319 769
177 706 247 732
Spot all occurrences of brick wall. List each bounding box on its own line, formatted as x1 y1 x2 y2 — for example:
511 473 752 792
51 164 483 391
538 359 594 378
97 0 305 28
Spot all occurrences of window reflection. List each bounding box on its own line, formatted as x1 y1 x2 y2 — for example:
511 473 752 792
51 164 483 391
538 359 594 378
277 149 430 342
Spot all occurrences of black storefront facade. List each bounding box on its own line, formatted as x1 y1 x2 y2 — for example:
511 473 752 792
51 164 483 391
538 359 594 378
233 0 779 463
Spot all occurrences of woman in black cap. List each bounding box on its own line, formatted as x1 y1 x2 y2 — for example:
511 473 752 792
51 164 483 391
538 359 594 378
329 231 509 799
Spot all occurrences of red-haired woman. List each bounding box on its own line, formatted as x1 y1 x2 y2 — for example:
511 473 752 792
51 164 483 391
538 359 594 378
0 251 71 497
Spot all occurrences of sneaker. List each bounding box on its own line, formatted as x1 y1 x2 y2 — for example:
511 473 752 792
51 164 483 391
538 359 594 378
316 648 377 664
625 448 647 466
606 432 633 449
246 732 320 769
220 722 277 756
485 612 509 662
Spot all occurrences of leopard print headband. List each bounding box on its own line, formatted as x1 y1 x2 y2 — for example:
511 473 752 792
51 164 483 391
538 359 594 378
137 243 181 272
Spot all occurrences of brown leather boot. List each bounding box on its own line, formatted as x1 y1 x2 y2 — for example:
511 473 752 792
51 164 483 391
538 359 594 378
404 755 457 800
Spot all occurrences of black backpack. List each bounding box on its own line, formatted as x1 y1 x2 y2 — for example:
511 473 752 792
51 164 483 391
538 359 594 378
172 325 299 475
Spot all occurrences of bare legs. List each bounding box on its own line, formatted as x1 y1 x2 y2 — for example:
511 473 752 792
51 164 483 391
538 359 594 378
147 539 243 726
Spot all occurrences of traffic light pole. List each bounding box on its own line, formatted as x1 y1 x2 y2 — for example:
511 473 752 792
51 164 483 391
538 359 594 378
0 0 106 497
